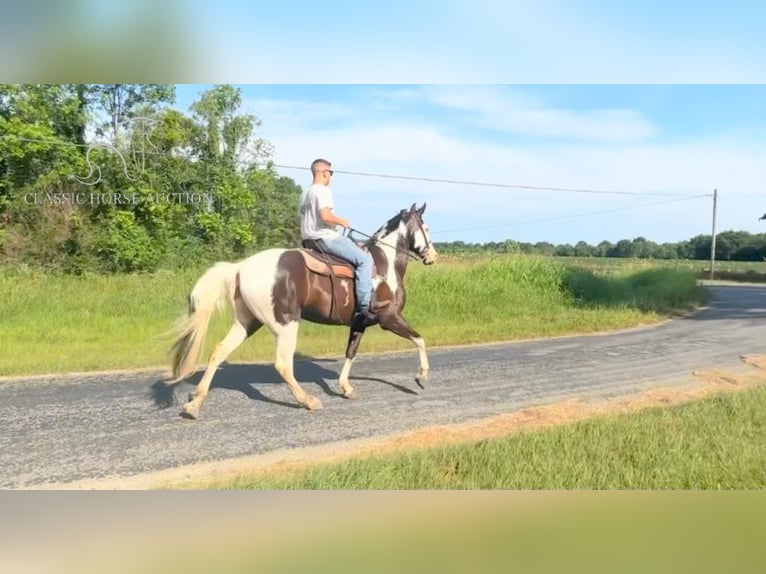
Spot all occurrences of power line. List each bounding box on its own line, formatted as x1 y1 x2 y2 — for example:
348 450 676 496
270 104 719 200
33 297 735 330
1 134 718 201
272 163 705 198
430 194 711 236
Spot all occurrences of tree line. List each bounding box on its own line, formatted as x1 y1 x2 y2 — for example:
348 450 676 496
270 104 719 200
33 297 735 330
1 83 303 273
2 84 764 273
435 231 766 261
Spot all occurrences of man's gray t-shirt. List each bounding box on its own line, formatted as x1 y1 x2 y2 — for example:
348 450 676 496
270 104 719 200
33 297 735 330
298 183 341 241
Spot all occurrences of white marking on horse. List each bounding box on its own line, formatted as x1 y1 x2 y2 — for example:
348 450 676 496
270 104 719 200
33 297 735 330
341 279 350 306
236 248 288 326
373 221 404 295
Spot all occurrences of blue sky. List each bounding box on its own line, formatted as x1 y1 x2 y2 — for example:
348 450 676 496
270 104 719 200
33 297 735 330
172 84 765 245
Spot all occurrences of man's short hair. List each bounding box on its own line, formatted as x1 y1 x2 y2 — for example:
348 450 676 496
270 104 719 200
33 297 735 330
311 158 332 175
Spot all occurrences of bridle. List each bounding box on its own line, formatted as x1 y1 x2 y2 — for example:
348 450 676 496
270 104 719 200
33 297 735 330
410 212 433 260
348 213 432 263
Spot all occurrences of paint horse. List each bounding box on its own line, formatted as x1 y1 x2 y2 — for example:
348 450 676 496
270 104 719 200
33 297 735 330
167 203 438 419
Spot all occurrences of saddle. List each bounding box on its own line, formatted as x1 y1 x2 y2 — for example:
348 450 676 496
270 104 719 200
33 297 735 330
298 239 386 325
298 239 376 279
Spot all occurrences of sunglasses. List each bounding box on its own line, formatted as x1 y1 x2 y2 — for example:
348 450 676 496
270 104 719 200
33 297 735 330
324 169 334 176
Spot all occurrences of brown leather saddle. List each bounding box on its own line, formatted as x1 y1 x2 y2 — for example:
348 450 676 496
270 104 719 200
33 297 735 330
298 239 376 279
298 239 386 324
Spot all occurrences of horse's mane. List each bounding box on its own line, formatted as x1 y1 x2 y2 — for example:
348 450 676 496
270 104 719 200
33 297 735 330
364 210 406 247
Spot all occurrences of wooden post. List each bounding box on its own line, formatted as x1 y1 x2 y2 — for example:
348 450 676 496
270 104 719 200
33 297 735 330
710 189 717 280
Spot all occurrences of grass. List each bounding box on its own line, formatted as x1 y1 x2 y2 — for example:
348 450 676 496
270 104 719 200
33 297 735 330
552 255 766 282
203 384 766 490
0 255 706 376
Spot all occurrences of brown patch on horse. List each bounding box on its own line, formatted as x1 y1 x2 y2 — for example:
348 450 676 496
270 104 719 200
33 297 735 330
368 245 388 282
233 271 242 300
274 250 358 326
272 251 306 325
373 281 395 312
299 249 355 279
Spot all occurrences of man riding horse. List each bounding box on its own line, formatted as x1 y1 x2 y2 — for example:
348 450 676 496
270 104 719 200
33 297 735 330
166 158 438 419
298 158 379 328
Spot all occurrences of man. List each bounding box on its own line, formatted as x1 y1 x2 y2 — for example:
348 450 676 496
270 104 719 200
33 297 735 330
298 158 376 323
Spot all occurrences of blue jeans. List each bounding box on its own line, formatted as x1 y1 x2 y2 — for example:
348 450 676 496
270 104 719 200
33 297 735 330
322 235 374 312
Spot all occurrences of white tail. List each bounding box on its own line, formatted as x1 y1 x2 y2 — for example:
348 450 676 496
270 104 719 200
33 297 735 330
167 261 240 383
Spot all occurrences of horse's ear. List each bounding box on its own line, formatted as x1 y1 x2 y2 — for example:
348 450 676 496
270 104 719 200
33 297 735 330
409 202 417 212
418 202 426 215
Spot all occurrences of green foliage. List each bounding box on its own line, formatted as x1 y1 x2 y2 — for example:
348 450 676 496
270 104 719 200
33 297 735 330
86 83 175 140
563 267 705 313
0 84 305 272
94 209 161 272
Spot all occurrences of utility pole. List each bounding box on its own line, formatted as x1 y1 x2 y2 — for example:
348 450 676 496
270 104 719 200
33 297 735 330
709 189 717 280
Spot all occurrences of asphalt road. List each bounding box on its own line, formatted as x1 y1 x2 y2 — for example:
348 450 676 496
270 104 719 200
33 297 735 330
1 283 764 489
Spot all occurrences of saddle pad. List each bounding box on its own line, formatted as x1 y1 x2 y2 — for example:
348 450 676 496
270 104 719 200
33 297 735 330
299 249 355 278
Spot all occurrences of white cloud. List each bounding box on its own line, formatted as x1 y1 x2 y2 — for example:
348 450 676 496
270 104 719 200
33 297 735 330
241 88 765 244
413 86 658 142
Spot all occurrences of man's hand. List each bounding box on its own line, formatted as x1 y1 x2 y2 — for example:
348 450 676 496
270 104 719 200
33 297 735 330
319 207 350 229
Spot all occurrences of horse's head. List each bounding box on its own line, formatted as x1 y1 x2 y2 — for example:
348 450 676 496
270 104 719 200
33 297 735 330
401 202 438 265
369 203 438 266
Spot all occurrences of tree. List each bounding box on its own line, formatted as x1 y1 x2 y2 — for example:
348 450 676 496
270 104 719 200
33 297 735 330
596 240 613 257
574 240 594 257
610 239 633 258
554 244 575 257
534 241 555 256
0 85 87 192
87 84 176 142
687 234 711 260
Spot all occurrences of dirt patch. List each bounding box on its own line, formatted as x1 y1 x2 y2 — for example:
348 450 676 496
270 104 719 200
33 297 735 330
741 354 766 371
31 355 766 490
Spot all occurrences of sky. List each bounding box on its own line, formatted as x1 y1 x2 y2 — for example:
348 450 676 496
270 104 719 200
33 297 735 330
173 84 766 245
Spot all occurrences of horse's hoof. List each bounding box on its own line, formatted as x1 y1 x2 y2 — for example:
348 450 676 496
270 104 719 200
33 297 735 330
343 389 359 400
304 395 323 411
181 401 200 420
415 372 429 389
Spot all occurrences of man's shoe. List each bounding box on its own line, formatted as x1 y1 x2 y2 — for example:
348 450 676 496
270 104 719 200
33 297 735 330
352 307 376 327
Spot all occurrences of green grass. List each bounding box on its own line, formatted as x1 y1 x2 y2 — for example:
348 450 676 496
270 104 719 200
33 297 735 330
553 255 766 281
0 255 705 376
208 385 766 490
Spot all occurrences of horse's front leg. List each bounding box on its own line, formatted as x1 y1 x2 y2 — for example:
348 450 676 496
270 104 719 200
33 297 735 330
378 313 430 386
338 322 368 399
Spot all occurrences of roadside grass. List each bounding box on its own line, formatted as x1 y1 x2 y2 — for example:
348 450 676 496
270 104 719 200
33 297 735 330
0 255 705 376
202 384 766 490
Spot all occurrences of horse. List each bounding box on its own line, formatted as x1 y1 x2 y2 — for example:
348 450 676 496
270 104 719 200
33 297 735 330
166 202 438 419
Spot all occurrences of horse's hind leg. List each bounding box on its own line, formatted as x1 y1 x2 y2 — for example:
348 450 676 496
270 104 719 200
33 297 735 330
182 301 261 419
273 320 323 410
378 314 430 386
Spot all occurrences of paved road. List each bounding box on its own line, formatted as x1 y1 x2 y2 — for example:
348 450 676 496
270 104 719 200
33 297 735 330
1 283 764 489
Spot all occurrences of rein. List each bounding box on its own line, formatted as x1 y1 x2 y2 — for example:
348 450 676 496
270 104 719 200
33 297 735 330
347 227 421 261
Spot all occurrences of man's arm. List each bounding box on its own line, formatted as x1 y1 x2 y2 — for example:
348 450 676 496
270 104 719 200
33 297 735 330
319 207 350 229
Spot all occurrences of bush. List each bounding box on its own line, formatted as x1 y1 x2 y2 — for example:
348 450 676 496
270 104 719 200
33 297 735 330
93 210 162 272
